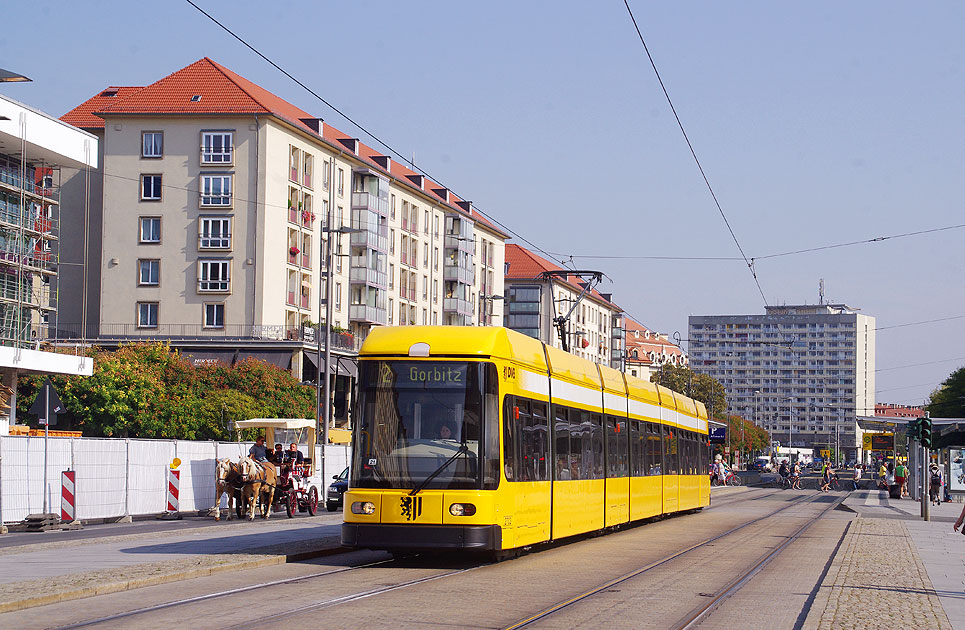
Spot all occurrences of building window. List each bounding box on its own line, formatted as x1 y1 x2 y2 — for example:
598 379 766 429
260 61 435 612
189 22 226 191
388 298 394 325
388 263 395 290
199 217 230 249
322 160 330 190
139 217 161 243
337 168 344 196
289 145 300 181
390 194 396 220
141 175 162 200
201 174 232 206
302 153 313 188
138 259 159 286
334 282 342 311
142 132 163 158
390 229 396 255
204 303 225 328
423 243 429 269
201 132 233 164
198 260 230 292
137 302 158 328
424 210 429 234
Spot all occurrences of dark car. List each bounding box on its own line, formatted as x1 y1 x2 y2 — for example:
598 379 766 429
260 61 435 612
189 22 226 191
326 466 349 512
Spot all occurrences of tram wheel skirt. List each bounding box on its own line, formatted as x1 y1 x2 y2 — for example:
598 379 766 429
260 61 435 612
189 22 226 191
342 523 502 551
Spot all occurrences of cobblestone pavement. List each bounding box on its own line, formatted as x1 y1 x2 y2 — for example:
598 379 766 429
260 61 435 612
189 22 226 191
803 516 952 629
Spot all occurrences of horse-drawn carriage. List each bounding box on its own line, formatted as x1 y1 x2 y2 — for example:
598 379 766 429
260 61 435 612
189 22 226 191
214 418 321 521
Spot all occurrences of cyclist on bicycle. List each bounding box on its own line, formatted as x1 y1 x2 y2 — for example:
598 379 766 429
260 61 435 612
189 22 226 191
713 454 730 486
778 460 790 487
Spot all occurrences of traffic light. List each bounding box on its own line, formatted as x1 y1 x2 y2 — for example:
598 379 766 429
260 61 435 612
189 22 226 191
906 418 920 440
920 416 933 449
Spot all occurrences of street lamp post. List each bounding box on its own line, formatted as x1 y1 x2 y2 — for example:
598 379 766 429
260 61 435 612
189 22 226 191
317 224 363 481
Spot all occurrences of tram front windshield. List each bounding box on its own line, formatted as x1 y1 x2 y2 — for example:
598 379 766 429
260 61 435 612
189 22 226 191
352 361 497 490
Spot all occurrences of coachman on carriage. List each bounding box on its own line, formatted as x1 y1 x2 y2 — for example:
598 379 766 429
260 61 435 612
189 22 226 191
214 419 321 521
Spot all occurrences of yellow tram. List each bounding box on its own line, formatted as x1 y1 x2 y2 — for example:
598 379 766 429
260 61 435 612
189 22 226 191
342 326 710 553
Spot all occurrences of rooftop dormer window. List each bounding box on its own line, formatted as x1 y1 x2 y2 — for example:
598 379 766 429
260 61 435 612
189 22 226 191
191 95 202 102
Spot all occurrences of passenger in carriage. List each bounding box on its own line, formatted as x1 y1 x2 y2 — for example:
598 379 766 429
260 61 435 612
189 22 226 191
285 443 304 465
271 443 285 463
248 436 270 462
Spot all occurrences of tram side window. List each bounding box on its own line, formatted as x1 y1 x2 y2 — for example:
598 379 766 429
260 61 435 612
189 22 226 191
606 415 629 477
683 431 694 475
503 396 550 483
680 431 690 475
589 413 604 478
629 420 643 476
663 427 679 475
647 423 663 475
555 406 572 479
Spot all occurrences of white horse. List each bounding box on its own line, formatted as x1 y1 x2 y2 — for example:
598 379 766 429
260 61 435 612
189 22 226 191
239 456 277 521
213 458 242 521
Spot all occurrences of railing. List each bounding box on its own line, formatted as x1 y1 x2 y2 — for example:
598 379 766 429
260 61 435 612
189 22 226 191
349 304 387 324
349 266 387 288
444 234 474 253
350 228 388 252
201 146 233 164
350 191 388 216
46 323 359 350
443 297 473 316
443 264 474 285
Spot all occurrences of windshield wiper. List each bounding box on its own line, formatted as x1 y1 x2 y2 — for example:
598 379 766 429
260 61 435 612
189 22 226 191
409 443 469 496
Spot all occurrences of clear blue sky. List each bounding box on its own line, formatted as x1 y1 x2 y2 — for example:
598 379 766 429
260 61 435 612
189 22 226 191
2 1 962 410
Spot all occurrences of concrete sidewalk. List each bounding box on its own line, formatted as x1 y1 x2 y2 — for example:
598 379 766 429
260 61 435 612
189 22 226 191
804 489 965 629
0 513 346 612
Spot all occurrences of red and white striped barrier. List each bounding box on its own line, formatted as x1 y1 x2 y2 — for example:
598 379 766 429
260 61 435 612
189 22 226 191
167 469 180 512
61 470 75 522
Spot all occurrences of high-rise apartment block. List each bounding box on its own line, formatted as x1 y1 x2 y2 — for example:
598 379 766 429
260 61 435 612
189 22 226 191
688 304 875 460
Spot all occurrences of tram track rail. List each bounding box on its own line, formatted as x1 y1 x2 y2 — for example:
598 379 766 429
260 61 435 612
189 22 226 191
501 490 833 630
48 486 814 630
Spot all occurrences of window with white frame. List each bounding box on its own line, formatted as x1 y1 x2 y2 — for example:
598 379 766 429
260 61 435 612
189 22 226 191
201 132 233 164
337 168 344 196
204 303 225 328
424 210 429 234
138 259 159 286
141 175 162 200
334 282 342 310
198 259 230 292
289 145 300 181
199 217 230 249
388 298 394 324
137 302 158 328
388 263 394 289
201 174 232 206
302 153 313 188
322 160 330 190
139 217 161 243
142 132 163 158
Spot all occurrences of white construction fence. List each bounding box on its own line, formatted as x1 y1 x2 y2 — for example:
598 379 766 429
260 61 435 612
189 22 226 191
0 435 351 524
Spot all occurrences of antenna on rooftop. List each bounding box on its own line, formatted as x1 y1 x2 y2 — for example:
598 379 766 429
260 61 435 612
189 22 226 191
819 279 825 305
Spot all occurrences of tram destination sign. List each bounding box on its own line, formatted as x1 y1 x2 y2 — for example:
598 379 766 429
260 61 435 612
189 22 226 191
864 433 895 451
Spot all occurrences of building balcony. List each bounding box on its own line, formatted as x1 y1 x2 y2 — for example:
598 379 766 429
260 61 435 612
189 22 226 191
444 234 474 253
350 191 388 216
46 322 359 349
443 297 473 317
350 304 387 325
350 228 388 253
349 266 387 288
611 328 625 339
443 264 473 285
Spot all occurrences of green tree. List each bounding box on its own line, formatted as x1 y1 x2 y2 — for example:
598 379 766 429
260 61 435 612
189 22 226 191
651 364 727 418
927 366 965 418
17 342 315 438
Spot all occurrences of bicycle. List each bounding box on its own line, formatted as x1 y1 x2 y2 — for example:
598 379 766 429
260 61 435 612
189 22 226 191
772 474 793 490
725 471 742 487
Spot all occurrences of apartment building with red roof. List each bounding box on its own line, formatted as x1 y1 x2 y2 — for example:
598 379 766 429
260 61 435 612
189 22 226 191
504 243 624 367
57 58 508 391
623 317 688 381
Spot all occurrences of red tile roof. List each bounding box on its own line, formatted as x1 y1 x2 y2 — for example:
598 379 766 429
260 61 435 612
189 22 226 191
505 244 621 310
60 86 143 129
624 317 686 365
76 57 506 237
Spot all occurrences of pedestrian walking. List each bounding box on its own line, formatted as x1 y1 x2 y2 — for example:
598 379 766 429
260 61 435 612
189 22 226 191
895 460 907 498
852 464 862 491
929 463 944 506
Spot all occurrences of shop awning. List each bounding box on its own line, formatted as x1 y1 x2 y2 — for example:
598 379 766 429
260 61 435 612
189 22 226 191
304 351 357 377
236 349 293 370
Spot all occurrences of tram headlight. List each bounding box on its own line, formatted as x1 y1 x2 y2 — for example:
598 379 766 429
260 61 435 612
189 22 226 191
449 503 476 517
351 501 376 515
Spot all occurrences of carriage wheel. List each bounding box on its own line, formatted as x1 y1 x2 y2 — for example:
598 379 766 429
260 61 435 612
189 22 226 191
285 491 297 518
307 486 318 516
